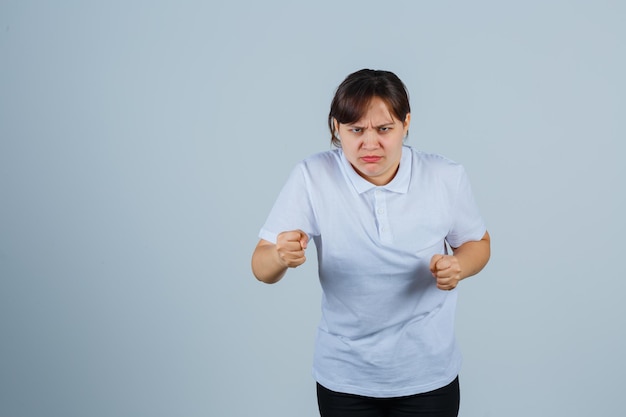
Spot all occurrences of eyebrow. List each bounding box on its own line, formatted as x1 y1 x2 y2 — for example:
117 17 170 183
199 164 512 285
347 122 394 129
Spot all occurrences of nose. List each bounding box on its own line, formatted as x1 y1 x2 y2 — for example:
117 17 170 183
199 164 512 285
361 129 380 150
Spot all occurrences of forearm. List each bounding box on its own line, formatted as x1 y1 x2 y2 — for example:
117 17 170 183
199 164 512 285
251 243 288 284
452 231 491 280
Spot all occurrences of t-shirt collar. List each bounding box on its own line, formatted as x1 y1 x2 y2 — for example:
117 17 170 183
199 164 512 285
340 146 412 194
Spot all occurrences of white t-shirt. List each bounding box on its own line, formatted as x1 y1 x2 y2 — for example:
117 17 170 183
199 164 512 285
259 145 486 398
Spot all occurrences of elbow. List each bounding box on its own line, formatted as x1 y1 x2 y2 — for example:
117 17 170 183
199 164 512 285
253 272 282 285
252 267 273 284
483 231 491 263
251 258 283 284
251 259 268 284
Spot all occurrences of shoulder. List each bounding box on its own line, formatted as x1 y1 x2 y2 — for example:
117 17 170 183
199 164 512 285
403 147 470 197
290 149 343 179
407 147 464 175
281 149 343 188
408 147 457 166
299 149 342 169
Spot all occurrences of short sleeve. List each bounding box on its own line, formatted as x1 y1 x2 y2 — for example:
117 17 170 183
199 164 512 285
446 166 487 248
258 163 320 244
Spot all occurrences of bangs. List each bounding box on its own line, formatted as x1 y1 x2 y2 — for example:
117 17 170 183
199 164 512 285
333 90 375 125
331 81 406 125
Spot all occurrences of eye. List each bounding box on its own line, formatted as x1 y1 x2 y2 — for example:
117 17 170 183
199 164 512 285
379 126 391 132
350 127 362 133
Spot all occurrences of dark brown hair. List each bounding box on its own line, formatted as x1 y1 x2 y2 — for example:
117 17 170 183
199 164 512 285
328 69 410 147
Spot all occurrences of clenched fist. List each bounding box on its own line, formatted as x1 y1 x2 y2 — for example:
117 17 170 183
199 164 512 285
430 254 462 291
276 230 309 268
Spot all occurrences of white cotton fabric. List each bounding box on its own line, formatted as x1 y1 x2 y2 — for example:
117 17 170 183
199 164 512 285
259 145 486 397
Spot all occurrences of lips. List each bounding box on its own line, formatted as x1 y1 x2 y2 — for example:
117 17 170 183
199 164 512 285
361 156 382 163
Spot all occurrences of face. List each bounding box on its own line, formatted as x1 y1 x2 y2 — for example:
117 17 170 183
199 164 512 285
335 96 410 186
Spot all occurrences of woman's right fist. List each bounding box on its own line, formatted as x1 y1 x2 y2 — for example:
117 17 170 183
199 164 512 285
276 230 309 268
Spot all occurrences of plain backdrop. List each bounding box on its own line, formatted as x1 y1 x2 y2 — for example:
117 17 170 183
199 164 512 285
1 1 624 416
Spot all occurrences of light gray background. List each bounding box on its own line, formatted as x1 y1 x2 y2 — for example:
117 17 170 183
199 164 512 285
1 1 624 416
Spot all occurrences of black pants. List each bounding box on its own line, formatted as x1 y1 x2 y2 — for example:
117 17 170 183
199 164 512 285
317 377 460 417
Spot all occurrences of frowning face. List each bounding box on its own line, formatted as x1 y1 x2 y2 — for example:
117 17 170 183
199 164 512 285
335 96 410 186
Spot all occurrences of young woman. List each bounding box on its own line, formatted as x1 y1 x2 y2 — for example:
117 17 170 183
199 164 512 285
252 69 490 417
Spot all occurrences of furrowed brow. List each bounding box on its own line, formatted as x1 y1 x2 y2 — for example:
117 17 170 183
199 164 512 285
346 122 393 129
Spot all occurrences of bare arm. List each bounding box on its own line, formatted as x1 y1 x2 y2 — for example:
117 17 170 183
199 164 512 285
430 231 491 290
251 230 309 284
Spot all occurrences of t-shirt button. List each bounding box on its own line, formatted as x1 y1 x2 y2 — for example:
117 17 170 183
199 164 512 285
377 208 384 214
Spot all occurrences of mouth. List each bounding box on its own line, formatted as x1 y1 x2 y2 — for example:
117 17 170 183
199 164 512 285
361 155 382 163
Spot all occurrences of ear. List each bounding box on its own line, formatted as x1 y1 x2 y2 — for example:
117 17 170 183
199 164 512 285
402 113 411 138
333 118 340 134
